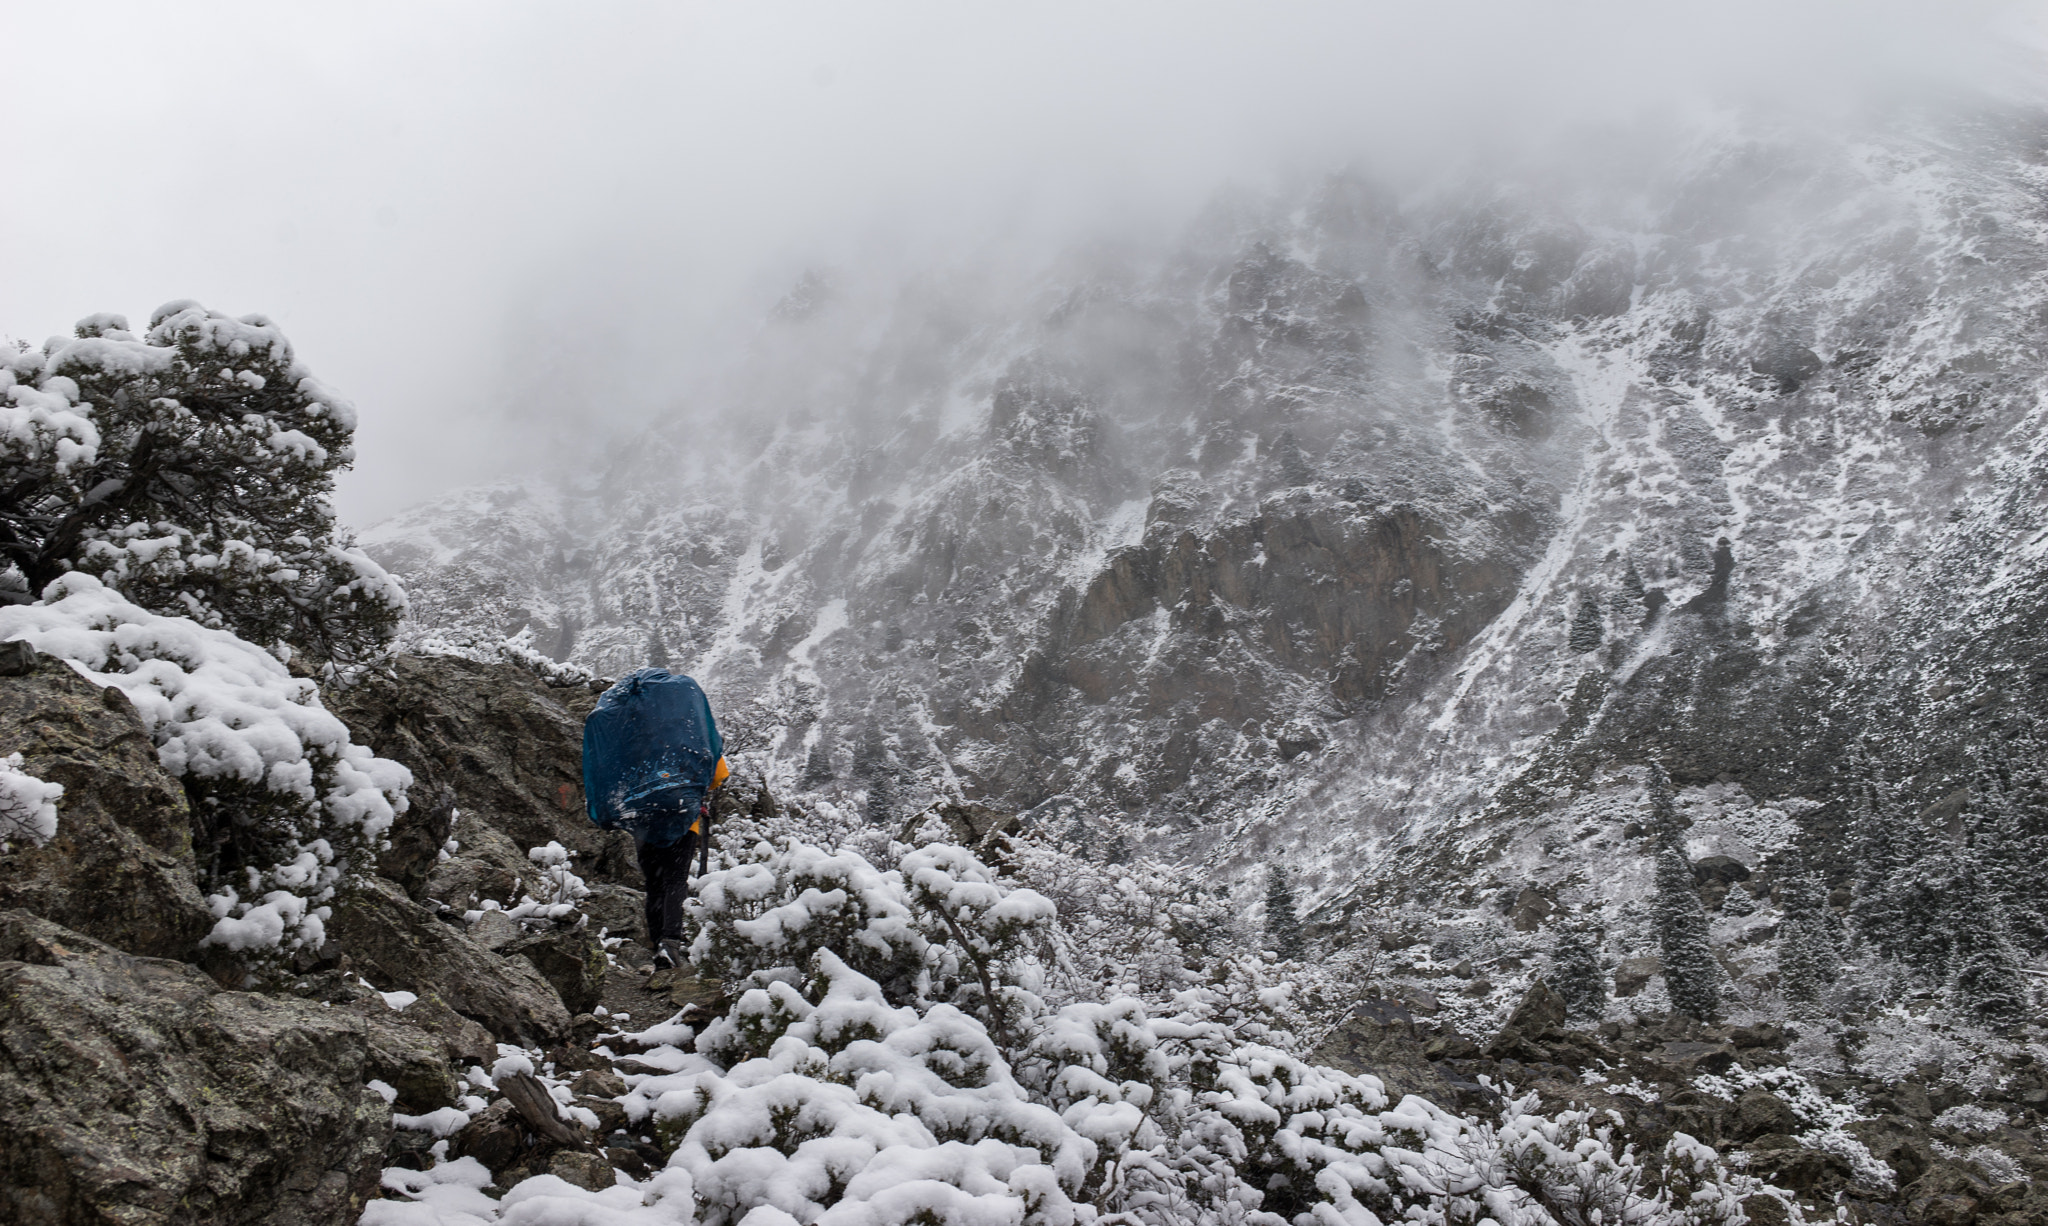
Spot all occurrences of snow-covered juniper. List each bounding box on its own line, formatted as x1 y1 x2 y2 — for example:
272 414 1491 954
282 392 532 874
0 304 404 664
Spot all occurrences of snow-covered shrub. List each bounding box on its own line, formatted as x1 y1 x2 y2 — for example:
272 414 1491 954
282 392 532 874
397 624 604 689
0 752 61 848
0 573 409 957
1933 1142 2028 1186
687 839 1056 1032
500 841 591 925
620 838 1771 1226
1932 1103 2007 1133
0 305 404 664
1008 832 1238 999
1695 1063 1892 1190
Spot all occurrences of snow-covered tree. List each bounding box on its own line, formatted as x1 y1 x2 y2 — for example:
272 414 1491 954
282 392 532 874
1969 744 2048 954
1645 762 1684 840
1569 592 1604 653
1721 879 1757 916
1777 851 1841 1010
0 304 403 664
1652 842 1721 1021
1947 855 2032 1029
1552 923 1608 1020
1265 860 1305 960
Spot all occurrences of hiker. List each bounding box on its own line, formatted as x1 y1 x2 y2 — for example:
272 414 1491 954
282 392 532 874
581 667 729 970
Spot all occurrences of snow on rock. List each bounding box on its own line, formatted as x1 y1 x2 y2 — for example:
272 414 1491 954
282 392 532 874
0 572 409 954
0 751 62 848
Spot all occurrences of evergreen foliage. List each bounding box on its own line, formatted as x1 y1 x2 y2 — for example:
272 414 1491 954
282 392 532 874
1720 880 1757 916
1776 851 1841 1010
1265 861 1305 960
0 305 403 663
1551 924 1607 1020
1948 855 2032 1028
1568 593 1604 653
1849 767 1913 958
1621 559 1645 604
1644 763 1685 840
1968 743 2048 954
1651 841 1721 1021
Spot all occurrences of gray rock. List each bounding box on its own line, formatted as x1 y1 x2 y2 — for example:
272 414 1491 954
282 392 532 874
1311 998 1452 1104
0 911 389 1225
506 925 608 1016
1729 1087 1801 1141
326 655 638 888
328 876 570 1043
468 908 522 951
0 652 214 958
549 1150 617 1192
582 882 647 940
1612 956 1659 997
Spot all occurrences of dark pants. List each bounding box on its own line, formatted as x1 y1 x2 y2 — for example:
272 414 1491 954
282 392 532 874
637 832 697 946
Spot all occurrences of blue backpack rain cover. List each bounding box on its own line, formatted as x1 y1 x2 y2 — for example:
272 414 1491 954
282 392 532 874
582 669 723 846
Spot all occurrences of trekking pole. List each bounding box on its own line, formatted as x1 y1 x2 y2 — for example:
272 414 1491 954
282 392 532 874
697 795 712 879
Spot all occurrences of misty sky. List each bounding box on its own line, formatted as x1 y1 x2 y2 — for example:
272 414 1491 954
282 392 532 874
2 1 2039 527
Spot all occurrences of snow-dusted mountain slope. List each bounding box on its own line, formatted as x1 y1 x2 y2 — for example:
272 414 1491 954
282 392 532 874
367 103 2048 913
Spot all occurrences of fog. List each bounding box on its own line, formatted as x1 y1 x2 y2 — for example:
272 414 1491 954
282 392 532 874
1 0 2038 526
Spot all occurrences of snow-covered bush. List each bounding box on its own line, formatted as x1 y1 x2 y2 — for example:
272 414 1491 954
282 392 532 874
0 752 61 848
500 841 591 925
0 573 409 957
398 624 603 689
0 304 404 663
687 839 1056 1035
620 840 1765 1225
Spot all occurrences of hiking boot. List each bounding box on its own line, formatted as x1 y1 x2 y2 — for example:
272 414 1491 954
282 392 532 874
650 944 677 972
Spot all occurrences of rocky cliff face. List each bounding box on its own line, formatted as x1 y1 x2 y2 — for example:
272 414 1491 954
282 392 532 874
0 646 705 1223
370 102 2048 890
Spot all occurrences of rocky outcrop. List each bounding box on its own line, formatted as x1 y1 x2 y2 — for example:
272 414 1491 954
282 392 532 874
0 911 389 1225
327 654 636 890
327 876 572 1043
505 925 608 1016
1310 997 1452 1104
0 647 213 958
1056 503 1521 713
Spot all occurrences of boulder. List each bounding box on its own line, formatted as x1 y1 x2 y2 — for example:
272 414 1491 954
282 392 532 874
1691 855 1751 886
506 925 609 1016
468 909 522 951
0 911 389 1224
1612 956 1659 997
0 651 214 958
548 1150 617 1192
1728 1088 1801 1142
1496 980 1567 1040
326 655 638 889
581 882 648 941
328 876 571 1043
1311 998 1453 1103
1509 887 1553 933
